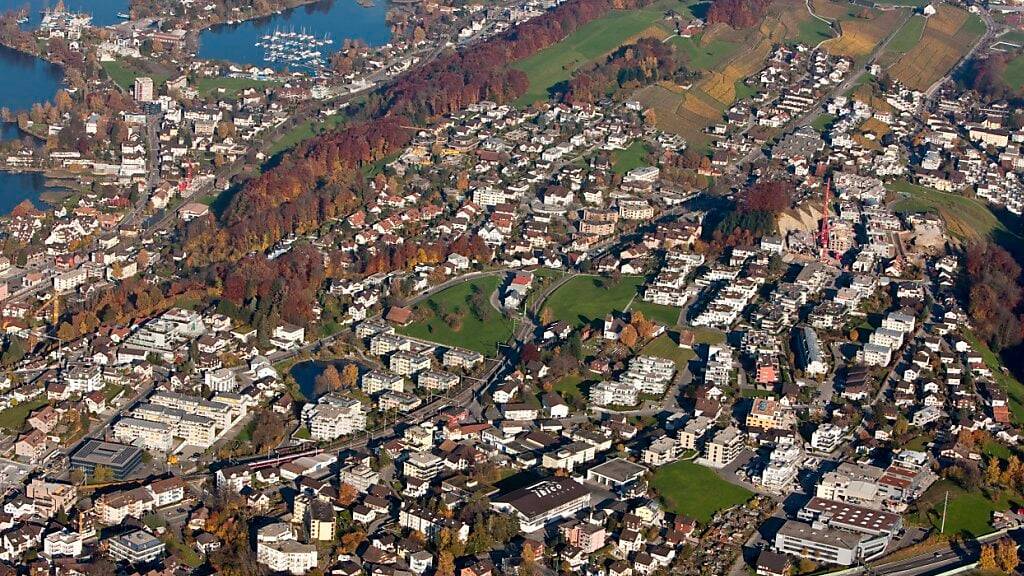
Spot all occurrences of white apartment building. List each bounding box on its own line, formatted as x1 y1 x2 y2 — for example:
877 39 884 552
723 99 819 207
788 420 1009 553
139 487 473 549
305 397 367 441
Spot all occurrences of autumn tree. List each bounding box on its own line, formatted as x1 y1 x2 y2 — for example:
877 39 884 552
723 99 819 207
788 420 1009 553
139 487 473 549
338 483 357 506
540 307 555 326
997 538 1019 573
979 544 998 571
619 325 639 349
437 551 455 576
315 365 343 394
341 364 359 388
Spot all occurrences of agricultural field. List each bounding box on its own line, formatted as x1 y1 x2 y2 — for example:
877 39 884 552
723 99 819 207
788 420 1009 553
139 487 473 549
629 299 682 326
651 460 753 523
889 5 984 91
670 33 743 71
819 3 907 61
512 0 693 106
397 276 513 356
879 14 925 65
636 0 831 145
913 479 1011 537
0 396 47 431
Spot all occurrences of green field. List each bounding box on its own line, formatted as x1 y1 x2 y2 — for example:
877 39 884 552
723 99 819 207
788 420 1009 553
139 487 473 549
194 77 280 99
796 16 835 47
551 373 594 402
268 115 347 156
0 396 48 431
1004 54 1024 91
545 275 644 327
999 30 1024 46
102 60 169 92
889 180 1023 250
398 276 513 356
670 35 743 71
810 113 836 133
512 0 689 106
639 332 695 370
884 14 925 57
629 300 682 326
915 480 1009 537
871 0 930 6
964 329 1024 425
651 460 753 523
612 141 651 175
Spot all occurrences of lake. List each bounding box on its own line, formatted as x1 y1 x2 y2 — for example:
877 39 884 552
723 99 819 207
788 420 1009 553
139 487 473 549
1 0 129 28
0 29 67 213
0 171 62 214
290 359 364 401
197 0 392 69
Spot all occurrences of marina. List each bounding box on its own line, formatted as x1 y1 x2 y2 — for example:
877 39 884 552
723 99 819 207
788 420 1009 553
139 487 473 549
197 0 391 69
256 28 333 68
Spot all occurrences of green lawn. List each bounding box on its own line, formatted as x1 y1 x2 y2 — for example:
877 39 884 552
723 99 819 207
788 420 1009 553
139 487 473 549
639 332 695 370
871 0 930 6
545 275 644 328
102 60 169 92
915 480 1011 538
960 14 986 39
885 14 925 56
810 113 836 133
670 35 742 71
398 276 513 356
889 180 1024 252
267 115 346 156
1004 54 1024 91
795 16 834 47
964 329 1024 425
0 396 48 431
630 300 682 326
512 0 690 106
194 76 280 99
612 141 651 175
999 30 1024 46
550 373 593 402
651 460 753 523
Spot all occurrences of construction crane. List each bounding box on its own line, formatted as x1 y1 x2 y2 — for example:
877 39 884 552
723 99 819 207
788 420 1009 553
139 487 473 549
818 179 832 262
178 163 194 194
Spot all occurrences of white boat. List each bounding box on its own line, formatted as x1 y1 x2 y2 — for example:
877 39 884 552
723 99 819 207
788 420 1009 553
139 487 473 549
117 12 129 18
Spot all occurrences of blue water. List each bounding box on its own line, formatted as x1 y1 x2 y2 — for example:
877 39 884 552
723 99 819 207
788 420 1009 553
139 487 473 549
0 45 63 112
0 172 60 213
1 0 129 28
197 0 392 68
290 359 363 401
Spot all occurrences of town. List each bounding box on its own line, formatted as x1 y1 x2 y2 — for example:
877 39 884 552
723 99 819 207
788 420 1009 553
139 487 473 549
0 0 1021 573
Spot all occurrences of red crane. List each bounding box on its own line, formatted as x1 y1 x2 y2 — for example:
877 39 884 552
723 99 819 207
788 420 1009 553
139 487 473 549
819 179 831 261
178 163 194 194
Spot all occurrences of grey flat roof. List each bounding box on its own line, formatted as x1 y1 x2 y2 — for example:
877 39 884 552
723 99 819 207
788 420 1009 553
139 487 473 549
588 458 646 483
